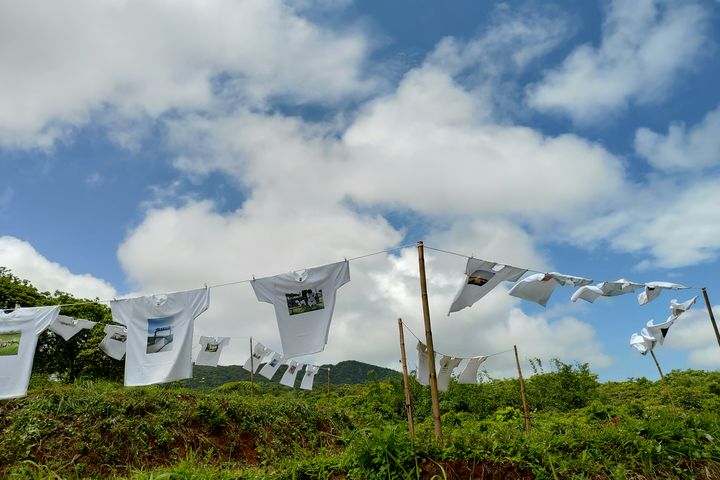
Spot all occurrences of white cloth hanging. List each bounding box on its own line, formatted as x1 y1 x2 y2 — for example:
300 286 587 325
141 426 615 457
457 356 487 384
259 352 284 380
243 341 270 373
508 272 592 307
670 296 698 318
280 360 302 387
48 315 97 341
99 324 128 360
572 279 644 303
637 282 687 305
195 336 230 367
436 355 462 392
630 331 654 355
300 365 320 390
448 258 526 314
645 317 675 346
416 341 429 386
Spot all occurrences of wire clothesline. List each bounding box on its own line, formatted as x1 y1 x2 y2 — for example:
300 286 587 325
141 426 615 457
400 319 513 360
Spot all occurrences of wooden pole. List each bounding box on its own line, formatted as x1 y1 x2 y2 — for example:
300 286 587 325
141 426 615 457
649 349 666 384
701 288 720 350
327 367 331 394
249 337 254 396
514 345 531 432
417 240 442 442
398 318 415 439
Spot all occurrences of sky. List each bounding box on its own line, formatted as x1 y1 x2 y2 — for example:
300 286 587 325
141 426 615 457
2 0 720 381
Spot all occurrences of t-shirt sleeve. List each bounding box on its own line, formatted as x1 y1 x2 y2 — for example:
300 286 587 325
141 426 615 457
187 287 210 319
334 260 350 289
251 277 275 304
33 306 61 335
110 299 135 326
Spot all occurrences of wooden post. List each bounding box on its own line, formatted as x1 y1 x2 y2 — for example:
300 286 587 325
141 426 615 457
649 349 666 384
398 318 415 439
249 337 254 396
327 367 331 394
417 240 442 442
701 288 720 350
514 345 531 432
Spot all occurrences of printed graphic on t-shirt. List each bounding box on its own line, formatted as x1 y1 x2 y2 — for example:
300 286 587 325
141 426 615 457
467 269 494 286
288 364 297 374
0 331 21 356
269 357 279 367
146 316 174 354
286 289 325 316
111 332 127 342
205 343 219 352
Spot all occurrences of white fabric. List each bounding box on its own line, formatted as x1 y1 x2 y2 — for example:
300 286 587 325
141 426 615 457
195 336 230 367
457 356 487 384
252 260 350 357
572 279 643 303
99 324 127 360
110 287 210 387
638 282 687 305
300 365 320 390
630 331 654 355
645 317 675 346
670 296 698 318
508 272 592 307
436 355 462 392
280 360 302 387
448 258 527 314
259 352 284 380
243 341 270 373
0 306 60 399
48 315 97 341
416 341 429 386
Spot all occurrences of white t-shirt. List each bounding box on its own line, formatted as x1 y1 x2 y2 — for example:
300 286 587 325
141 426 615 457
110 287 210 387
195 336 230 367
0 306 60 399
48 315 97 341
670 296 698 318
416 341 429 386
457 356 487 384
280 360 302 387
300 365 320 390
243 341 270 373
448 258 526 314
436 355 462 392
252 260 350 358
259 352 284 380
637 282 687 305
630 332 653 355
572 279 644 303
508 272 592 307
645 317 675 346
99 324 128 360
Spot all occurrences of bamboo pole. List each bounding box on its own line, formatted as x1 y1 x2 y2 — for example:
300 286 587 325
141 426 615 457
327 367 331 394
701 288 720 350
249 337 254 396
514 345 531 432
417 241 442 442
650 349 666 384
398 318 415 439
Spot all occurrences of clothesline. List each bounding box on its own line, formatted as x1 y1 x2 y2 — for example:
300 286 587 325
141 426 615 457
400 319 512 360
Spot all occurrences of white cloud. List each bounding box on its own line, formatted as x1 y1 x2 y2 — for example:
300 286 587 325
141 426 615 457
0 0 375 148
0 236 116 301
527 0 707 122
635 105 720 171
665 305 720 368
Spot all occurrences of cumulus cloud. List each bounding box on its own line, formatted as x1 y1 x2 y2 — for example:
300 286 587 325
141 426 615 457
635 105 720 171
527 0 707 122
0 0 375 148
665 305 720 368
0 236 116 301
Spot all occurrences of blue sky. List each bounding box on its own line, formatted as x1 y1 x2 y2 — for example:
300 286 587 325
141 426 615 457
1 0 720 381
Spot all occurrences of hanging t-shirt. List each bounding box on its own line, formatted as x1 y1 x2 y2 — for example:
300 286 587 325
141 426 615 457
416 341 429 386
195 336 230 367
637 282 687 305
110 287 210 387
436 355 462 392
0 306 60 399
448 258 526 314
572 279 644 303
99 324 128 360
280 360 302 387
48 315 97 341
670 296 698 318
457 356 487 384
259 352 284 380
645 317 675 346
508 272 592 307
243 341 270 373
630 331 654 355
252 260 350 358
300 365 320 390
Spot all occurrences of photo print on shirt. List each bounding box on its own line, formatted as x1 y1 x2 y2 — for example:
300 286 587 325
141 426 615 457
467 269 494 286
205 343 219 352
146 316 174 354
288 363 297 374
111 332 127 343
285 288 325 316
0 331 21 356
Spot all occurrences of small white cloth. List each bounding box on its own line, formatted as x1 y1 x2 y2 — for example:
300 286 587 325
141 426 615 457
572 278 644 303
637 282 687 305
195 336 230 367
670 296 698 318
243 341 270 373
645 317 675 346
630 331 654 355
259 352 284 380
508 272 592 307
48 315 97 341
416 341 429 386
300 365 320 390
457 356 487 384
449 258 527 314
280 360 302 387
99 324 128 360
436 355 462 392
